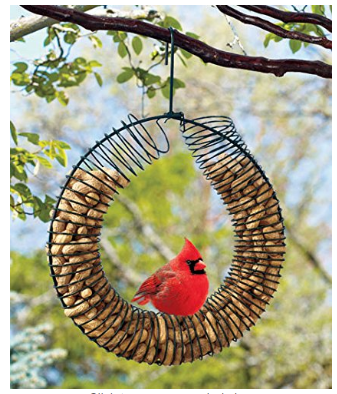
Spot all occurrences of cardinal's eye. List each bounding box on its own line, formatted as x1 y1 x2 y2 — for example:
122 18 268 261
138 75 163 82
186 260 192 265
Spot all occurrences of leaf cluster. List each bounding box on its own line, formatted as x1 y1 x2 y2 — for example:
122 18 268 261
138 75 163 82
10 121 70 221
263 5 331 53
11 23 103 105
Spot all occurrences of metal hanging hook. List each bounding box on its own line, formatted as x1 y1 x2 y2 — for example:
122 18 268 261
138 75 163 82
164 27 183 120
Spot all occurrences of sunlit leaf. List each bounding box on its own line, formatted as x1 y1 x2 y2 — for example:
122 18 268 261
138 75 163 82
56 91 69 106
10 121 18 146
89 35 103 48
311 5 326 16
19 132 40 145
36 156 53 169
55 150 67 167
54 140 71 150
88 60 102 68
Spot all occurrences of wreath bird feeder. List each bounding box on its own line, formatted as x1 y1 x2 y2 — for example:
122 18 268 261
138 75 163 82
47 28 285 365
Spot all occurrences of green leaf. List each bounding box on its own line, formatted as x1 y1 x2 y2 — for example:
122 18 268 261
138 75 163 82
264 33 272 48
11 164 28 182
37 206 51 222
55 150 67 167
118 42 128 58
13 62 28 73
330 5 332 12
132 36 143 55
264 33 283 47
48 72 59 82
289 39 302 53
143 73 161 86
61 22 80 32
116 69 134 83
311 5 326 16
56 91 69 106
161 77 185 99
89 35 103 48
147 88 156 99
180 49 192 59
10 121 18 145
94 72 103 87
54 140 71 150
173 78 185 89
39 195 56 222
118 31 128 41
186 31 200 40
161 83 170 99
19 132 40 145
36 156 53 168
12 182 31 197
11 72 30 86
88 60 102 68
44 28 56 46
64 31 77 45
74 57 87 66
162 16 183 31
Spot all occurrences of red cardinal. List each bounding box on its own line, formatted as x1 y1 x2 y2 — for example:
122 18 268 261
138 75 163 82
131 238 209 316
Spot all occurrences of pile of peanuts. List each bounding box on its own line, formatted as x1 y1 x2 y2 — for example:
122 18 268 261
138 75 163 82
48 150 285 365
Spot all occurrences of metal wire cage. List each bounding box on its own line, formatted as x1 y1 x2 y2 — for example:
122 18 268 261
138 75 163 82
47 113 285 365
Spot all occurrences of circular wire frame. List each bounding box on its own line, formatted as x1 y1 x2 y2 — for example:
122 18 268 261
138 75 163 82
47 114 285 365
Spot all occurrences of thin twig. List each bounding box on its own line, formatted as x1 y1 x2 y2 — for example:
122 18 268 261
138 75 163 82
224 14 247 55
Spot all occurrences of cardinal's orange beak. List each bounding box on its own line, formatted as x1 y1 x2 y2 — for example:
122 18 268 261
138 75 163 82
195 260 206 271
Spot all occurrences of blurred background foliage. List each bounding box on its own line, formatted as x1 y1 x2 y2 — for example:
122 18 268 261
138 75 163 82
10 5 331 389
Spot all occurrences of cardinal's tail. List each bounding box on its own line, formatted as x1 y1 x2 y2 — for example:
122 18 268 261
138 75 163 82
131 294 151 306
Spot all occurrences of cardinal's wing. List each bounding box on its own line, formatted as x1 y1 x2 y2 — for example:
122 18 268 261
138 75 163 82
131 264 176 305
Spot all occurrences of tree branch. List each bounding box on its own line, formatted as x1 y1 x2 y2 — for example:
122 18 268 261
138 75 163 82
10 5 100 42
19 5 332 79
217 5 332 50
239 5 332 33
11 5 162 42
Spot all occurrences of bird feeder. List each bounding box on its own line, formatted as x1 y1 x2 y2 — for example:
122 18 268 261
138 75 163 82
46 28 285 365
